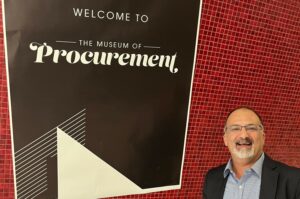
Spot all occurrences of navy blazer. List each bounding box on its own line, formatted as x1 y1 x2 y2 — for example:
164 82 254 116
203 154 300 199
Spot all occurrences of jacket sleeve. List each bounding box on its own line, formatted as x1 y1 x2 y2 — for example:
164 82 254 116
296 178 300 199
202 171 210 199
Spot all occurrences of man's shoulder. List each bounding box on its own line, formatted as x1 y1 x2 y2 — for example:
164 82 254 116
264 154 300 177
261 155 300 198
203 163 228 198
205 163 227 179
273 160 300 173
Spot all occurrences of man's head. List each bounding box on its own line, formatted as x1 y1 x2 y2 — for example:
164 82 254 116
223 107 265 163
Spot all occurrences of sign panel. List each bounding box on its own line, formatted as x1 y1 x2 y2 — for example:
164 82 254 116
2 0 202 198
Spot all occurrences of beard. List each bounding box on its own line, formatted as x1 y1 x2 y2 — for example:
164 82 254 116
231 137 255 159
232 147 254 159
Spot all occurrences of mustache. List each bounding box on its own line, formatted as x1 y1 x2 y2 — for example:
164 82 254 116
235 137 253 145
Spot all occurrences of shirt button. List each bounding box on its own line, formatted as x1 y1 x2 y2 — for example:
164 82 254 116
239 185 243 189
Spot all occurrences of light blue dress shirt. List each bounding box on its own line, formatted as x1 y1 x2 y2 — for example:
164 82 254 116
223 153 264 199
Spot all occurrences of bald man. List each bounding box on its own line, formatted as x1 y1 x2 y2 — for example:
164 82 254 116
203 107 300 199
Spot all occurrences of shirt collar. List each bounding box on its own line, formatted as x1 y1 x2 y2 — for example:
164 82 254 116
223 153 265 178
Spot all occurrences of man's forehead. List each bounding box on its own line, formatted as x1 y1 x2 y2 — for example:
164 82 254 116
226 108 261 125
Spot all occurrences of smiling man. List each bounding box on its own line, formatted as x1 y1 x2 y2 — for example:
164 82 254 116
203 107 300 199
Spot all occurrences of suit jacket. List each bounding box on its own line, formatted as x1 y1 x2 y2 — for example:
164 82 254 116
203 154 300 199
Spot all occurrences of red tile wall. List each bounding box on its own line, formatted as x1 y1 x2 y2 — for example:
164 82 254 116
0 0 300 198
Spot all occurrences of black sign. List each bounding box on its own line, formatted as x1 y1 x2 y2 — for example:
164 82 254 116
3 0 202 198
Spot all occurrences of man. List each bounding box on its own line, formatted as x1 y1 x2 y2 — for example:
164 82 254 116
203 107 300 199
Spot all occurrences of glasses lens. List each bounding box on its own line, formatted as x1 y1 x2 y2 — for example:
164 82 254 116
226 125 241 133
245 124 259 132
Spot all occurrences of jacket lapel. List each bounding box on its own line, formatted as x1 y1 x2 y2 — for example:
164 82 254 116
211 170 228 199
259 155 279 199
215 176 227 199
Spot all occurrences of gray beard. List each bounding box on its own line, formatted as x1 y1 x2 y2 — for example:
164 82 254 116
233 147 254 159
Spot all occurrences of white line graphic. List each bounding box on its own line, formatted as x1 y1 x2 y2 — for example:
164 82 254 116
16 121 86 165
30 188 48 199
16 146 56 172
69 126 86 136
16 134 56 164
16 161 46 182
15 109 85 154
143 45 161 49
18 176 47 195
56 40 77 44
16 115 85 170
60 113 86 130
22 183 48 199
17 168 47 191
15 109 87 199
70 129 86 140
73 133 86 141
17 170 47 188
62 119 86 132
15 129 56 159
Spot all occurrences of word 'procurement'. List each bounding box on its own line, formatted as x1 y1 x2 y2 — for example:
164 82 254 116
29 43 179 74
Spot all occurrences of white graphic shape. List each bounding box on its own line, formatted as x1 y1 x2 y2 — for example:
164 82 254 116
57 128 179 199
15 109 86 199
57 128 142 198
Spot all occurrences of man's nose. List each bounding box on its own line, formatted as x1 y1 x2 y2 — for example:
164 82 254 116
239 127 249 138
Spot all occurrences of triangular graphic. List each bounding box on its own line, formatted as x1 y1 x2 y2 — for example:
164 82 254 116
57 128 143 198
57 128 180 199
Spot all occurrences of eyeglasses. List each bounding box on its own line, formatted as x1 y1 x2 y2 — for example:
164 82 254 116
224 124 264 133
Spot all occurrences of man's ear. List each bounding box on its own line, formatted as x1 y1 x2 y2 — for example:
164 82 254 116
223 134 228 146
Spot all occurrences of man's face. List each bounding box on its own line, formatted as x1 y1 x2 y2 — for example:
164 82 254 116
223 109 265 162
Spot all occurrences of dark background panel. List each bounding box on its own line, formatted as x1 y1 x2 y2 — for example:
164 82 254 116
4 0 201 191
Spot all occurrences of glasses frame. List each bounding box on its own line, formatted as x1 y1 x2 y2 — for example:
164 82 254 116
224 124 264 133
